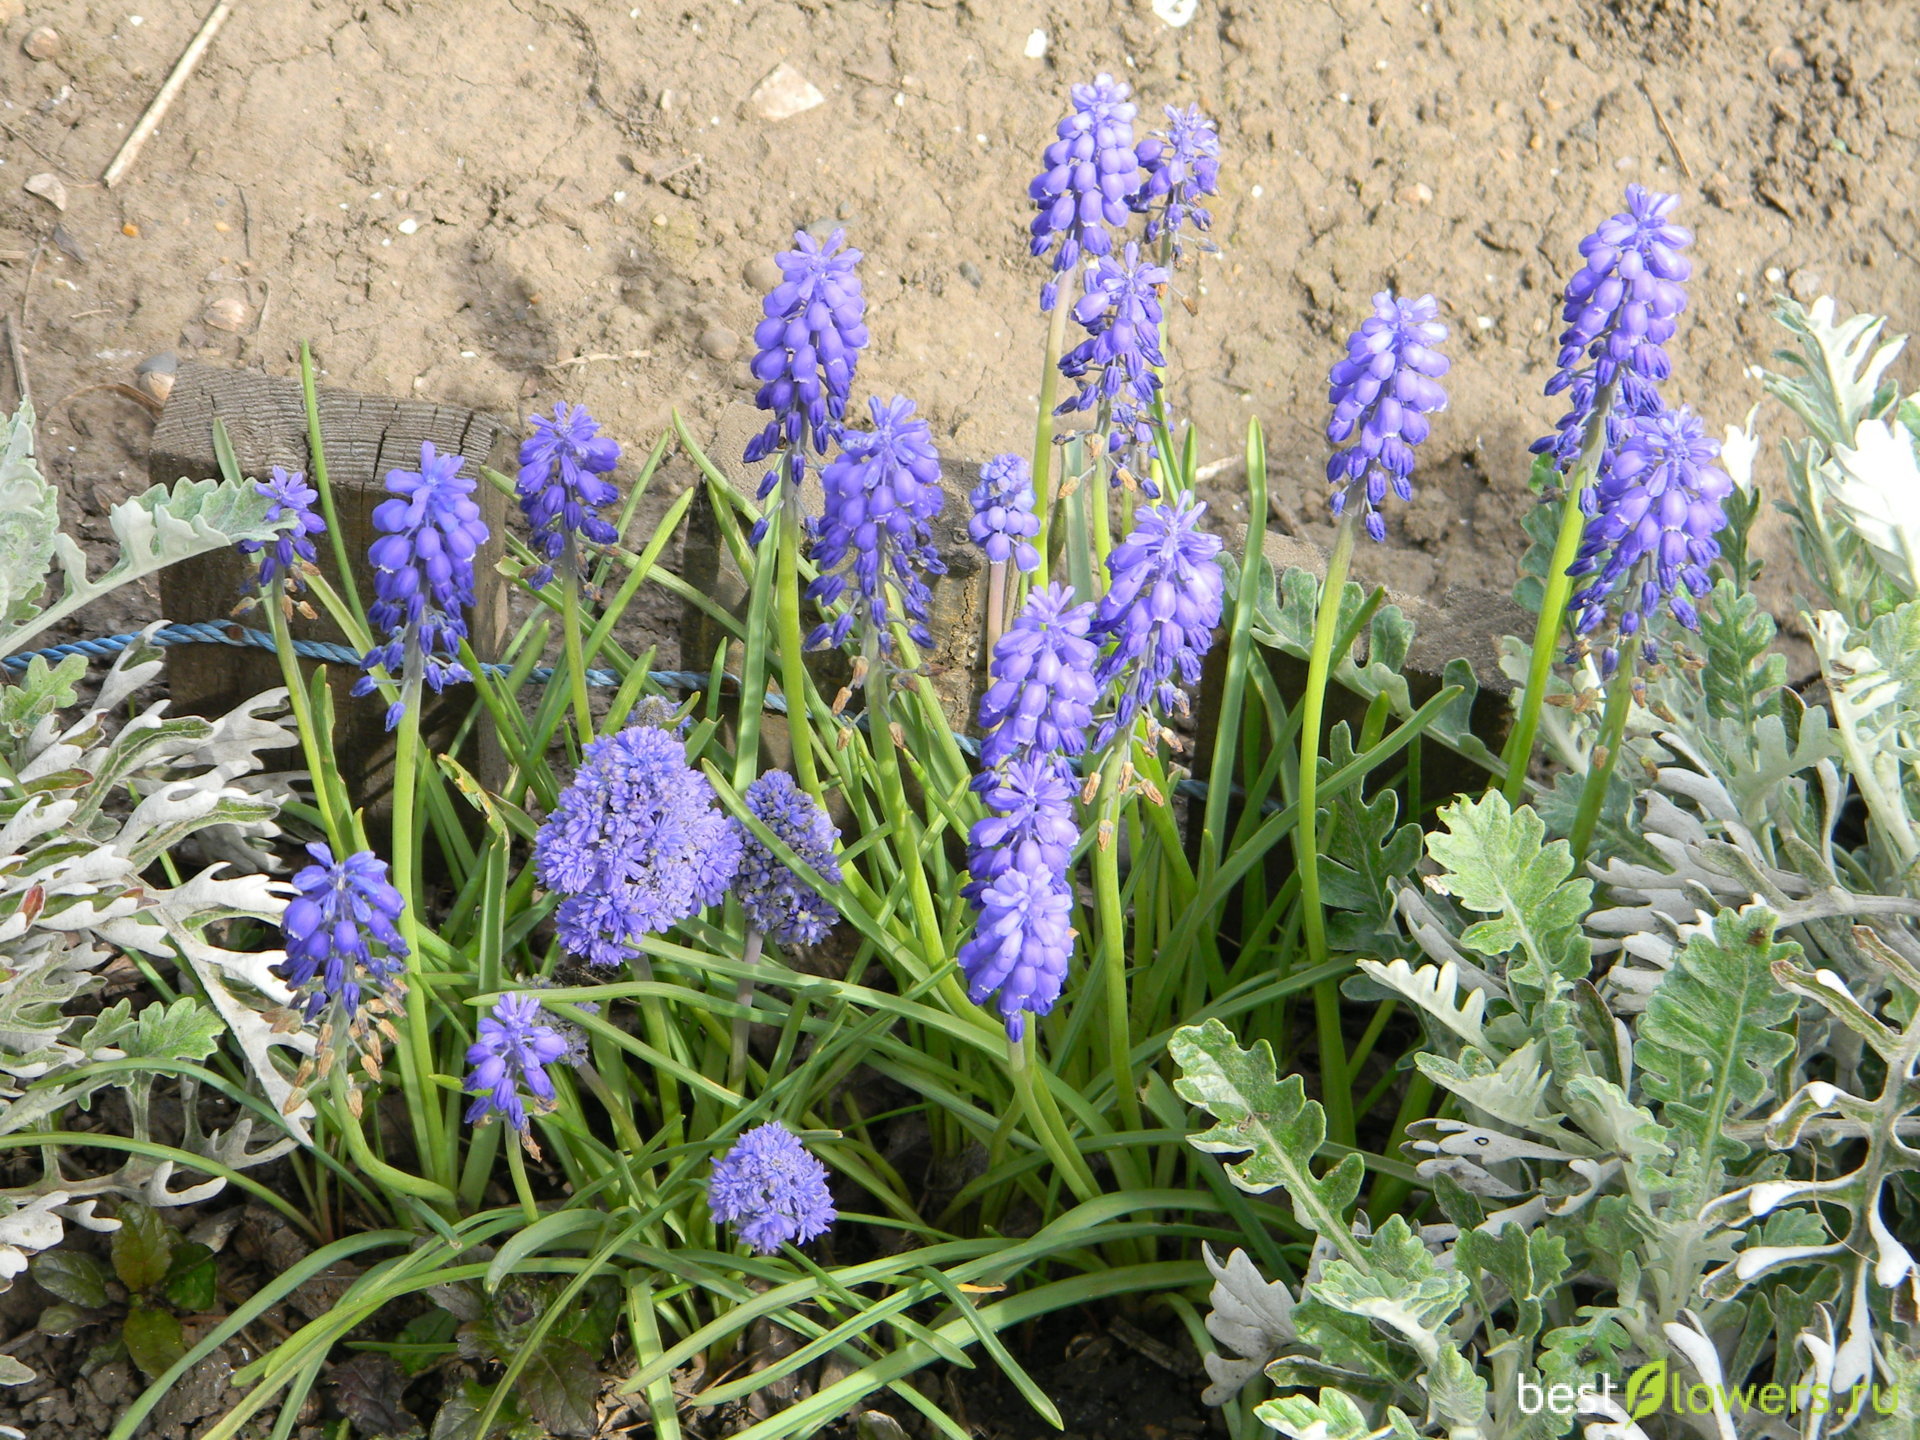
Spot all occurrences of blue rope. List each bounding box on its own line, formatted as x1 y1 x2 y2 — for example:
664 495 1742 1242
0 622 768 706
0 624 1228 799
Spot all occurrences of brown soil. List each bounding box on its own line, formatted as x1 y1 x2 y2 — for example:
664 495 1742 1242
4 0 1918 645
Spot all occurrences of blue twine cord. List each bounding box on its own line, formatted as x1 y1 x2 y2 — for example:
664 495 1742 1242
0 621 769 707
0 624 1232 800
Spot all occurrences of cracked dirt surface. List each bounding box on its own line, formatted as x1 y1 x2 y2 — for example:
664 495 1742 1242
1 0 1918 656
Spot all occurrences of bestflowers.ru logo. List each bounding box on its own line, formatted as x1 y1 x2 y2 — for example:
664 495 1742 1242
1517 1360 1902 1421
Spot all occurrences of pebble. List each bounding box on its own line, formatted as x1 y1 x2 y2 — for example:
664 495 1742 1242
396 216 420 235
699 326 738 361
958 260 983 288
24 171 67 211
133 351 176 404
743 256 781 292
1397 181 1433 207
748 61 824 121
1787 268 1824 302
203 296 250 332
22 25 58 60
1023 28 1047 59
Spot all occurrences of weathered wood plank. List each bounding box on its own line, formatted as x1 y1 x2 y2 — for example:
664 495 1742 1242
153 361 513 816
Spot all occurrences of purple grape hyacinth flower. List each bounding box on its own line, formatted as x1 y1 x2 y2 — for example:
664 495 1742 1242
277 843 408 1023
732 770 843 948
516 403 621 589
534 724 743 966
352 442 490 730
464 992 570 1131
958 866 1075 1042
1132 104 1220 256
238 466 327 595
1090 495 1225 744
1568 405 1732 677
1532 186 1692 475
977 583 1100 769
806 395 946 658
968 454 1041 573
1058 243 1170 491
1325 292 1451 543
709 1120 837 1256
1029 74 1142 313
963 751 1081 900
744 229 870 543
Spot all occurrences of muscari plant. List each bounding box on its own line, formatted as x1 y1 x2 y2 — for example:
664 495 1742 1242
0 70 1908 1440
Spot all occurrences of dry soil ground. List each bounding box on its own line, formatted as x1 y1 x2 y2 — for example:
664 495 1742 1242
2 0 1918 648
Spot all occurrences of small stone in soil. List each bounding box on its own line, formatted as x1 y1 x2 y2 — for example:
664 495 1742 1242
748 61 825 122
959 260 983 288
699 326 739 360
743 255 781 291
24 171 68 211
23 24 59 59
203 295 250 332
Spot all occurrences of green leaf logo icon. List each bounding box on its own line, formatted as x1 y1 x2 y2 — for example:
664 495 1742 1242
1625 1360 1668 1422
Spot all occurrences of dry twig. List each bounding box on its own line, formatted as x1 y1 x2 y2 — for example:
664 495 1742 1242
102 1 237 189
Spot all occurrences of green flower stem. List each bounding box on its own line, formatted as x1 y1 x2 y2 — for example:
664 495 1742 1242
774 492 819 794
262 597 350 851
1089 474 1112 584
455 1114 500 1213
864 636 944 977
1092 756 1145 1150
728 928 766 1094
299 342 369 637
329 1069 454 1209
389 657 451 1197
1296 507 1359 1150
1008 1033 1102 1204
1501 379 1618 802
1032 303 1070 587
1570 655 1635 862
559 556 596 746
504 1133 539 1225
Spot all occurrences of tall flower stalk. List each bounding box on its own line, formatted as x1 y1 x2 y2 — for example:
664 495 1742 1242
745 229 869 792
1565 405 1731 858
1297 291 1448 1149
1503 185 1692 800
351 441 489 1196
1028 74 1142 586
517 403 622 744
970 453 1042 654
726 770 842 1089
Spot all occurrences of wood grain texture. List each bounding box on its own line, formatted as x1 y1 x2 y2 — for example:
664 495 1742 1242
153 361 512 816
